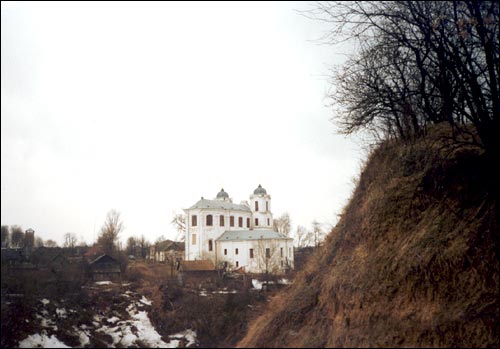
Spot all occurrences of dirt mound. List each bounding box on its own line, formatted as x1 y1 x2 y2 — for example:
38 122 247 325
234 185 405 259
239 131 499 347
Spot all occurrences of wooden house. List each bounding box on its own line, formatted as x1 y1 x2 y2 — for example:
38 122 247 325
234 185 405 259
89 254 121 282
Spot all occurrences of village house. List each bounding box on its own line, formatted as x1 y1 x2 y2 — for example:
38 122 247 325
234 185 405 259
89 254 121 282
148 240 185 264
184 185 294 274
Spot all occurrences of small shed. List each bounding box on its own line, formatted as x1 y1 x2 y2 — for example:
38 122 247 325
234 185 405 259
89 254 121 282
178 260 218 287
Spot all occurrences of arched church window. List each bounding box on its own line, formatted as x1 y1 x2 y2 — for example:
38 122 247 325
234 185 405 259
247 218 250 228
206 215 213 226
255 201 259 211
192 215 197 227
238 217 243 227
230 216 235 227
220 215 224 226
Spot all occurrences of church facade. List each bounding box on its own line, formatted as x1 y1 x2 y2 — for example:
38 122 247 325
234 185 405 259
184 185 294 274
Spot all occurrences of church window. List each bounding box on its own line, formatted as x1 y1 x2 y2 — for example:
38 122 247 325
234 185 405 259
235 248 239 255
208 239 213 252
230 216 235 227
281 260 283 267
280 247 283 257
238 217 243 227
192 215 197 227
266 201 269 211
255 201 259 211
249 248 254 258
224 249 227 256
247 218 250 227
206 215 213 226
255 218 259 226
220 215 224 226
266 248 270 258
267 218 270 226
192 234 196 245
236 261 239 267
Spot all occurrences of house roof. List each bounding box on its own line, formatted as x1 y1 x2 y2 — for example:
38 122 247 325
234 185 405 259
186 198 250 212
216 229 293 242
180 260 216 271
155 240 185 252
155 240 175 251
90 254 118 265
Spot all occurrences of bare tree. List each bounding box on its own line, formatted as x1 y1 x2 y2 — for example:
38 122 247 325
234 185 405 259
97 209 124 255
10 225 24 248
295 225 314 248
306 1 499 156
137 235 150 259
171 212 186 241
273 212 292 237
34 236 44 248
63 232 78 249
255 239 281 286
1 225 9 248
45 239 58 248
155 235 166 244
312 220 326 248
126 236 138 256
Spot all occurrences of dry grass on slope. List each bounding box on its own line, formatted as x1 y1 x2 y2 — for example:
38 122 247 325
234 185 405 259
239 130 499 348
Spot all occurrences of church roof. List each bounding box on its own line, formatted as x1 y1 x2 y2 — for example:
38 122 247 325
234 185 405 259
216 188 229 199
253 184 267 195
187 198 250 212
216 229 293 241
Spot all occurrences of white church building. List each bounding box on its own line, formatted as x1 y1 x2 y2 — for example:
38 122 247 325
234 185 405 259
184 185 294 274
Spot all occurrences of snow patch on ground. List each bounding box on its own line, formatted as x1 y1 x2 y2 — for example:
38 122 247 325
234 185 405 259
252 278 292 289
73 326 90 347
252 279 263 290
140 295 152 305
19 333 70 348
213 289 237 294
36 314 57 331
40 299 50 306
56 308 67 318
95 281 113 285
169 329 197 347
127 303 170 347
107 316 120 324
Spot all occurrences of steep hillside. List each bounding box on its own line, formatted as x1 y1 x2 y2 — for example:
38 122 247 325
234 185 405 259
239 129 499 348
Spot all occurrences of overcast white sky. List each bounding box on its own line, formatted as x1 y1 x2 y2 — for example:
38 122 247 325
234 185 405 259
1 1 364 245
